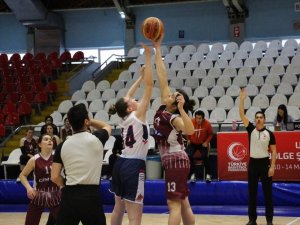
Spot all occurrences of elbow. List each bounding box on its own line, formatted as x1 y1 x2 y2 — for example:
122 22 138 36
185 128 195 136
51 174 59 185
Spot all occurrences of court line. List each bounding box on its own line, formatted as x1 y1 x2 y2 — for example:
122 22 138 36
286 217 300 225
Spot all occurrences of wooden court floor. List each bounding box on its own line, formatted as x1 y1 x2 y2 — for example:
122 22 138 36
0 213 299 225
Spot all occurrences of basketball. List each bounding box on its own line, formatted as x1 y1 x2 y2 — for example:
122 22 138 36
141 17 164 42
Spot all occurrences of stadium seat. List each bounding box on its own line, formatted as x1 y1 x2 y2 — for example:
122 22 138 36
270 94 288 107
252 94 269 109
200 96 217 111
197 43 210 55
71 90 86 102
88 99 104 113
225 42 238 53
86 89 101 101
1 148 22 179
81 80 96 92
240 41 253 53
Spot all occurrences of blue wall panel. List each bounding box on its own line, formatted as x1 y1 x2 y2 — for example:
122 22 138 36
0 0 300 52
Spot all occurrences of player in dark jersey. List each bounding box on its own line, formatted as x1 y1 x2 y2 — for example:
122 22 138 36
153 35 196 225
109 43 153 225
19 126 38 171
19 134 61 225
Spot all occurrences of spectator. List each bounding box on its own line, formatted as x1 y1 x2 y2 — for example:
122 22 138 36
239 88 276 225
186 110 213 182
46 124 60 150
273 104 294 131
51 103 112 225
60 118 73 141
19 126 38 172
40 115 59 136
19 134 62 225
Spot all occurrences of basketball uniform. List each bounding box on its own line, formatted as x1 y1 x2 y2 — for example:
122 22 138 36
153 105 190 199
25 152 61 225
110 112 150 204
20 138 38 165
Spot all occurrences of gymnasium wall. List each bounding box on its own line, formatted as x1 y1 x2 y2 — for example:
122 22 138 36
0 0 299 52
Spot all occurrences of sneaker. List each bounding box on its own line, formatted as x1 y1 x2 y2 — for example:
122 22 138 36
190 174 196 182
267 222 273 225
246 220 257 225
206 174 212 183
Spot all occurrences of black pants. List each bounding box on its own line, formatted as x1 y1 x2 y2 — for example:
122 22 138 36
57 185 106 225
186 143 210 177
248 157 273 223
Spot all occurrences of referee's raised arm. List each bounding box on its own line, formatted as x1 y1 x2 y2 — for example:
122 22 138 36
239 88 249 128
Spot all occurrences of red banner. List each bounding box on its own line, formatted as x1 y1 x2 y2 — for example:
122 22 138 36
217 131 300 181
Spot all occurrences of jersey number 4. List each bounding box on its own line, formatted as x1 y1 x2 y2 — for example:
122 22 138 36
124 125 148 148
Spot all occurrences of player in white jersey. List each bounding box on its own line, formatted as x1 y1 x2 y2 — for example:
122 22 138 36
153 34 196 225
109 43 153 225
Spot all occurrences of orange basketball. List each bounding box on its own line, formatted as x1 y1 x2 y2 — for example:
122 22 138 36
141 17 164 42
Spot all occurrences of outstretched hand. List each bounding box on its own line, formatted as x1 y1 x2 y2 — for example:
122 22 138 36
176 93 185 111
152 32 164 48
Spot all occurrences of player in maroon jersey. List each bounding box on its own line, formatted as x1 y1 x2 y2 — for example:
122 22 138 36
153 35 196 225
19 134 62 225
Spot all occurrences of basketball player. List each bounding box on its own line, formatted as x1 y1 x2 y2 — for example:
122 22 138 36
153 35 196 225
239 88 276 225
109 43 153 225
19 134 61 225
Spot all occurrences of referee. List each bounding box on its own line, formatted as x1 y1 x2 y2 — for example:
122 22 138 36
51 103 112 225
239 88 276 225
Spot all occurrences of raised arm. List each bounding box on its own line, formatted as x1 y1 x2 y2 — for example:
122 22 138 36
153 35 171 103
135 44 153 121
172 94 195 135
239 88 249 127
89 119 112 136
126 67 144 99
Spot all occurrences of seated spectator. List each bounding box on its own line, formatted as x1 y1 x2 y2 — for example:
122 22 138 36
273 104 294 131
40 115 59 136
46 124 60 150
60 118 73 141
186 110 213 182
19 126 38 171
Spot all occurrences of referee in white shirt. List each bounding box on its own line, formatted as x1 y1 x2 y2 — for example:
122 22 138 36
51 103 112 225
239 88 276 225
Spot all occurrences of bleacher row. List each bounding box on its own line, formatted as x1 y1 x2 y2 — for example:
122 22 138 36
0 50 85 138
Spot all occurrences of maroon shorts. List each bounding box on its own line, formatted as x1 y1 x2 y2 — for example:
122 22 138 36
164 158 190 200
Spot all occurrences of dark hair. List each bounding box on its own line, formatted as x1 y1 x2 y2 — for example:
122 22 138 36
67 103 89 132
255 111 265 119
172 89 195 114
37 134 50 152
26 126 34 132
194 110 205 118
108 98 129 119
46 123 55 130
277 104 288 124
44 115 53 123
